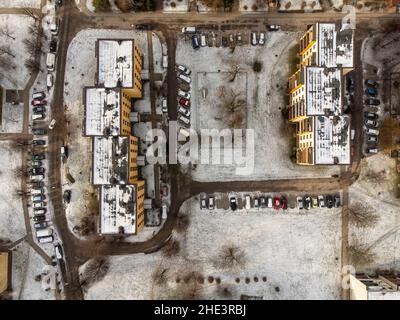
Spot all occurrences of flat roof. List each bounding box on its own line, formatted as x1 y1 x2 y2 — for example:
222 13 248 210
97 40 133 88
100 185 137 234
85 87 121 136
306 67 342 116
318 23 336 68
92 136 129 185
336 23 354 68
314 115 350 165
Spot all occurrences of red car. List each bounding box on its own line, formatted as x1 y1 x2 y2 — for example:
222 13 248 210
273 197 281 210
280 196 288 210
179 98 190 108
31 99 47 106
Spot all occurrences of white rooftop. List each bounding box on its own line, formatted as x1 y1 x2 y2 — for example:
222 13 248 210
314 115 350 165
336 23 354 68
85 88 121 136
100 185 137 234
92 136 129 185
98 40 133 88
306 67 342 116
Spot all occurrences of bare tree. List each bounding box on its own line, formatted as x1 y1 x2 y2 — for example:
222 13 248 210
347 202 379 228
228 112 244 129
226 63 241 82
214 244 247 271
174 213 190 234
0 45 15 58
13 166 29 178
152 266 169 286
79 258 110 288
73 216 96 236
162 238 181 258
348 241 376 268
0 55 15 71
23 38 38 55
364 169 388 184
220 89 246 114
25 58 41 73
22 8 43 22
0 26 16 40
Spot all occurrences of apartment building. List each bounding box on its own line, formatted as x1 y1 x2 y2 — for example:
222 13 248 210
288 23 353 165
350 273 400 300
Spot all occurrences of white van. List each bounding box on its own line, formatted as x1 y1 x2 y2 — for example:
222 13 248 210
46 53 56 71
30 174 45 181
245 195 251 210
31 188 44 195
178 73 191 84
38 235 53 244
46 73 53 88
36 228 53 238
182 26 196 33
161 205 167 220
162 54 168 68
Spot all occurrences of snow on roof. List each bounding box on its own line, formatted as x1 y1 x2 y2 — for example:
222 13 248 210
85 88 121 136
336 23 354 68
314 115 350 165
100 185 137 234
93 136 129 185
98 40 133 88
306 67 342 116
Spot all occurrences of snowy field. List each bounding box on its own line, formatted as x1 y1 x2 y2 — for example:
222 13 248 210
176 32 340 181
0 102 24 133
84 195 342 300
0 0 41 8
348 153 400 273
0 15 34 90
163 0 189 12
278 0 322 12
0 142 25 243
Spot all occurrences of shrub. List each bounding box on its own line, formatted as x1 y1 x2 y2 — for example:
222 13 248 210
253 61 262 73
92 0 110 12
170 2 176 7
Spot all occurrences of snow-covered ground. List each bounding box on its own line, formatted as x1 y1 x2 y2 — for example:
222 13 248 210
348 153 400 273
84 194 342 300
0 15 34 90
239 0 269 12
176 32 340 182
0 0 41 8
163 0 189 12
0 102 24 133
278 0 322 12
0 142 25 243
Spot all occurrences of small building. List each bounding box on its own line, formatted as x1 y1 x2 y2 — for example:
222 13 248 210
0 251 11 295
99 183 145 235
92 136 140 185
350 273 400 300
96 39 143 99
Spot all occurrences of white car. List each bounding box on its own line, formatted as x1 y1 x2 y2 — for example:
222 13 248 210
259 32 265 45
251 32 258 46
200 34 207 47
162 54 168 68
178 89 190 99
177 64 191 75
178 73 191 84
46 73 53 88
297 196 304 209
267 197 273 208
55 244 63 259
245 195 251 210
178 106 190 117
161 98 168 113
38 235 53 244
48 119 56 129
318 195 325 208
50 18 59 35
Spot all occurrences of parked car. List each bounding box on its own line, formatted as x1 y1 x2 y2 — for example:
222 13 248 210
365 98 380 106
200 198 207 210
208 196 215 210
178 73 191 84
31 181 44 189
32 194 46 202
30 174 45 181
312 197 318 208
34 221 48 229
364 112 378 120
366 147 378 154
31 99 46 106
49 39 57 52
318 195 325 208
245 195 251 210
254 197 259 208
34 208 47 215
33 201 46 209
365 119 378 128
135 24 153 30
200 34 207 47
32 160 43 168
32 91 45 100
177 64 191 76
60 146 68 159
32 113 45 121
273 197 280 210
63 190 71 204
179 98 190 107
178 115 190 127
297 196 304 209
236 33 242 45
56 0 63 6
162 54 168 68
32 140 46 146
31 167 45 175
31 188 44 196
268 24 280 31
32 128 47 135
267 197 273 208
38 235 53 244
365 79 378 87
367 135 378 143
251 32 258 46
178 106 191 117
334 194 341 208
229 197 237 211
191 35 200 50
161 98 168 113
32 154 45 160
326 195 334 208
259 196 266 208
304 196 311 210
33 215 46 222
366 128 379 136
365 87 378 97
182 27 196 33
55 244 63 259
178 89 190 100
48 119 56 129
46 74 54 88
280 196 287 210
50 17 59 35
33 106 46 114
259 32 265 46
221 36 228 47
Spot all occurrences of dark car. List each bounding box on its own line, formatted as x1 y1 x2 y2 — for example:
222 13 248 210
364 112 378 120
34 221 48 229
34 208 47 215
135 24 153 31
221 36 228 47
63 190 72 204
32 128 47 135
267 24 280 31
365 79 378 87
367 135 378 143
365 98 380 106
254 197 259 208
346 77 355 92
33 106 46 114
179 98 190 107
31 181 44 189
334 194 341 208
230 197 237 211
32 154 45 160
49 39 57 52
259 196 266 208
365 87 378 97
191 35 200 50
32 140 46 146
304 196 311 210
31 167 45 175
31 160 42 168
365 119 378 128
280 196 288 210
33 215 46 222
31 99 47 106
326 195 334 208
32 194 46 202
273 197 281 210
56 0 63 6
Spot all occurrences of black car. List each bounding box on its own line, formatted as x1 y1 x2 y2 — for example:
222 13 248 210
191 35 200 50
334 194 341 208
49 39 57 52
230 197 237 211
32 154 45 160
365 98 380 106
32 140 46 146
221 36 228 47
34 221 48 229
63 190 72 204
365 79 378 87
31 181 44 189
31 167 45 175
33 106 46 114
33 215 46 222
280 196 288 210
364 112 378 120
304 196 311 210
32 128 47 135
135 24 153 31
326 195 334 208
259 196 266 208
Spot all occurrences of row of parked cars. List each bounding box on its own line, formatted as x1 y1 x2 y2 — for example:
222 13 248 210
176 64 192 129
363 79 380 155
296 194 341 209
